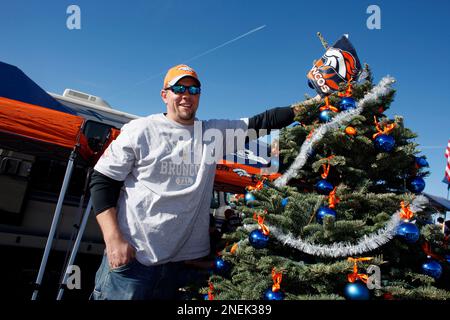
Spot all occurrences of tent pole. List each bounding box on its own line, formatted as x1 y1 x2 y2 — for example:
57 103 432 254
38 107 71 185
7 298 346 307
57 168 92 288
56 197 93 300
31 149 77 300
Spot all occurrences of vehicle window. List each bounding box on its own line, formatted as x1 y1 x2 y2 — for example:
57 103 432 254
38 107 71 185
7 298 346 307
225 192 234 205
210 190 219 209
83 121 115 152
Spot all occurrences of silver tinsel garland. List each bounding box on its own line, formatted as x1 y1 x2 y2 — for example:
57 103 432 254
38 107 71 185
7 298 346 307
240 76 429 257
243 195 428 257
275 76 396 187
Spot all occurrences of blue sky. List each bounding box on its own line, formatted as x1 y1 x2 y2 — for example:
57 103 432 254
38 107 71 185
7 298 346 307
1 0 449 198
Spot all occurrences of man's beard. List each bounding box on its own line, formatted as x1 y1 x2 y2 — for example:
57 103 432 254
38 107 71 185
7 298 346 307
178 108 196 121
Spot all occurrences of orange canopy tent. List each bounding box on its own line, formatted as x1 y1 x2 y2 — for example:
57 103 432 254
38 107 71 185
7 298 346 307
0 96 93 161
215 160 281 194
0 61 99 300
0 61 94 161
0 93 94 300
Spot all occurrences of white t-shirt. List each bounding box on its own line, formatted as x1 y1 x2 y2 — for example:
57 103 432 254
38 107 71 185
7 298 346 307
94 113 248 265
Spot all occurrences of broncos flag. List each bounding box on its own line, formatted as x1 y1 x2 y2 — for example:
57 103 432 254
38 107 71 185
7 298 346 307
307 35 361 97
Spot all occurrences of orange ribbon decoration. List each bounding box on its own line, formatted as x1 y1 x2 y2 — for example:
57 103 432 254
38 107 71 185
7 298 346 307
422 242 445 262
400 201 414 220
230 243 238 255
207 281 215 300
321 155 335 179
347 257 373 283
306 127 315 141
373 116 396 139
271 268 283 292
328 187 340 209
338 78 354 98
253 213 270 236
247 177 267 192
319 96 339 113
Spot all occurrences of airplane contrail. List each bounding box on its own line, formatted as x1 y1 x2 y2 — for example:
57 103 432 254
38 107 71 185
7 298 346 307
184 25 266 63
112 25 266 97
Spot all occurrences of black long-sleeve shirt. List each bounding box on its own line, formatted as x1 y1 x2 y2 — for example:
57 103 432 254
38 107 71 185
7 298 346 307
90 106 295 215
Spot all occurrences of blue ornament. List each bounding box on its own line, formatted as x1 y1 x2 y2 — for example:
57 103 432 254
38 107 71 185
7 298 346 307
307 148 316 157
319 110 335 123
422 259 443 279
339 97 357 111
316 206 336 224
245 192 256 204
291 121 301 127
374 134 395 152
445 255 450 264
203 293 210 300
344 282 370 300
415 157 429 168
263 288 285 300
315 179 334 195
214 257 231 275
396 222 420 243
408 177 426 194
248 229 269 249
281 197 289 208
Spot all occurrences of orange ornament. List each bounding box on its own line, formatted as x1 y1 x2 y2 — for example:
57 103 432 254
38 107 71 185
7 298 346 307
345 126 357 136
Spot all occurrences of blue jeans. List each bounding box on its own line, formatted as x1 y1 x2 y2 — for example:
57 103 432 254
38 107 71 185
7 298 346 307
90 254 184 300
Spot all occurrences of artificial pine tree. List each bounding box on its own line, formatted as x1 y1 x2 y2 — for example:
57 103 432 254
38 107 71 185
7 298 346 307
203 62 450 300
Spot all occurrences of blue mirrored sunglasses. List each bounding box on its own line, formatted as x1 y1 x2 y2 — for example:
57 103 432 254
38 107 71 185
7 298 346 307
166 85 201 95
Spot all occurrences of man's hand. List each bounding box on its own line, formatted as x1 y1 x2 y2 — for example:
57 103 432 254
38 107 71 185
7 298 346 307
105 234 136 269
96 207 136 269
291 94 321 116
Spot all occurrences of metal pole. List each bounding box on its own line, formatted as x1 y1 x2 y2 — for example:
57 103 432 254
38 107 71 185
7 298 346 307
58 168 92 288
56 197 93 300
31 150 76 300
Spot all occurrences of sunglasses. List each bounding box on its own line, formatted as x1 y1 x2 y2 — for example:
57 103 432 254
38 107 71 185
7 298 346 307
166 85 201 95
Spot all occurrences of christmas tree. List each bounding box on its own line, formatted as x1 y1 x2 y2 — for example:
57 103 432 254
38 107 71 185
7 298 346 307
203 36 450 301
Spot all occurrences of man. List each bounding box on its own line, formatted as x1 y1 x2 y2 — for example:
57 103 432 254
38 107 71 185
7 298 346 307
90 64 316 300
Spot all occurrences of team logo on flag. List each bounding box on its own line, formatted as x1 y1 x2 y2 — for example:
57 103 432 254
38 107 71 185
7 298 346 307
307 35 361 97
